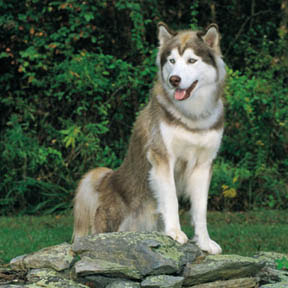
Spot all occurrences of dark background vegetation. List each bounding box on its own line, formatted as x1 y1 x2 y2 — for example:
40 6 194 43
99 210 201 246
0 0 287 215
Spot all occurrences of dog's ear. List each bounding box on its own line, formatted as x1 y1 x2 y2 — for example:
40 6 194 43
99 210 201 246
158 22 176 46
201 24 220 50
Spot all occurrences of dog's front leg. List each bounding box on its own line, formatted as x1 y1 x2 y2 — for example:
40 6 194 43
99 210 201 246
148 151 188 244
188 162 222 254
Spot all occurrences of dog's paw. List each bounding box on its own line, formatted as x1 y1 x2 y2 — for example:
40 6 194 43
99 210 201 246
193 236 222 254
166 228 188 244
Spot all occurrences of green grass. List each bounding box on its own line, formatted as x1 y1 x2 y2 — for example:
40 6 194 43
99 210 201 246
0 212 73 264
0 210 287 264
182 210 288 256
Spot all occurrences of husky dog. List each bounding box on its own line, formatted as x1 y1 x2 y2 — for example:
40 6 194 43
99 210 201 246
73 22 226 254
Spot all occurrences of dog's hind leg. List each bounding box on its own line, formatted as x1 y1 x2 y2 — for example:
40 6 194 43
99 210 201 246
118 200 160 232
72 167 112 241
93 192 127 233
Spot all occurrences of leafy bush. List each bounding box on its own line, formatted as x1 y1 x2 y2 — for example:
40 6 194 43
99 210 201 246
1 115 69 214
220 62 287 209
0 0 287 214
209 161 251 211
276 257 288 271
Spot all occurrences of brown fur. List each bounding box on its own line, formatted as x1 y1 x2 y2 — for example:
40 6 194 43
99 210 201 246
73 84 223 240
73 23 225 245
73 167 112 239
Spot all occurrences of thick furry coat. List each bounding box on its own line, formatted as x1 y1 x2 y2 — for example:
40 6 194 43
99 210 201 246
73 22 226 254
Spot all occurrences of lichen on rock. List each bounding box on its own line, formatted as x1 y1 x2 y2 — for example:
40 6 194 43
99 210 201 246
183 254 265 286
141 275 184 288
3 232 288 288
10 242 74 272
72 232 202 277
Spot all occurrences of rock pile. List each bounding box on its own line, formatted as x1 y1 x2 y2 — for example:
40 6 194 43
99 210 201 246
0 232 287 287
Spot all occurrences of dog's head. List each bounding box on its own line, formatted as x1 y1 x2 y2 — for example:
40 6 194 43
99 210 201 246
156 23 226 102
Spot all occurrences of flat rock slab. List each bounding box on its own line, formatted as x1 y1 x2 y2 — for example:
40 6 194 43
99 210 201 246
74 256 142 279
141 275 184 288
10 243 74 272
106 280 141 288
25 268 88 288
183 254 265 286
0 268 89 288
4 233 288 288
0 285 25 288
189 277 258 288
261 283 288 288
253 252 288 269
72 232 202 277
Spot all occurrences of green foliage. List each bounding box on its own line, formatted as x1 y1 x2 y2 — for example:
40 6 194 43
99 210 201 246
218 65 288 210
275 257 288 271
0 0 287 214
210 161 251 210
1 114 70 214
189 1 199 30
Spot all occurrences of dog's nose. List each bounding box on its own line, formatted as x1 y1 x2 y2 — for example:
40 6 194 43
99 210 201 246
169 75 181 87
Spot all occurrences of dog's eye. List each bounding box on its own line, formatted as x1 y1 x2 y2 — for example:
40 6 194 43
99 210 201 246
169 59 175 64
188 58 197 64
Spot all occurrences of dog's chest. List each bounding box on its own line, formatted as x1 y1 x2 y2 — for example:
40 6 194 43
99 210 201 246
159 121 222 163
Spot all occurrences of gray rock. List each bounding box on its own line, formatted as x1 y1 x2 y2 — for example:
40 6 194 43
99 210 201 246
0 284 25 288
72 232 201 277
10 243 74 272
26 268 57 282
275 270 288 283
0 280 24 286
253 252 288 269
25 268 88 288
4 232 288 288
106 280 141 288
189 277 259 287
141 275 184 288
74 256 141 279
78 275 134 288
178 241 204 267
260 283 288 288
258 266 288 285
255 252 288 286
0 266 26 287
0 268 88 288
183 254 265 286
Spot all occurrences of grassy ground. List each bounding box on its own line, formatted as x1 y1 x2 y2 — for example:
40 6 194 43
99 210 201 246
182 210 288 256
0 210 287 264
0 212 73 264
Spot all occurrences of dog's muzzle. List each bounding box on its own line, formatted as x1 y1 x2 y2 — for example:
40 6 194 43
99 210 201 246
173 80 198 101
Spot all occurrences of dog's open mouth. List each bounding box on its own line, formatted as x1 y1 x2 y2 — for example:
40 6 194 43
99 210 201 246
174 80 198 101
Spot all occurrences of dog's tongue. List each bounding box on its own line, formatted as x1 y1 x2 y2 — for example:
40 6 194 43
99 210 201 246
174 89 187 101
173 80 198 101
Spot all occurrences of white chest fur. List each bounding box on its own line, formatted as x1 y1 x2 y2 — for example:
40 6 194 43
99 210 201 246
159 121 223 166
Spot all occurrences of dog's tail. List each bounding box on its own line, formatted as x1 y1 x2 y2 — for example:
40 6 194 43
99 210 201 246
72 167 112 242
